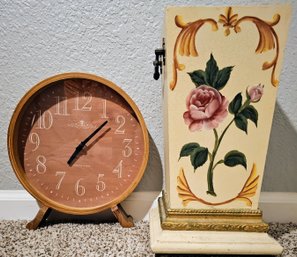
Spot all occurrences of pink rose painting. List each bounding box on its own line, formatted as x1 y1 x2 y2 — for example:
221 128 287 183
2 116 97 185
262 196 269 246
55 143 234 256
179 54 263 196
183 85 229 131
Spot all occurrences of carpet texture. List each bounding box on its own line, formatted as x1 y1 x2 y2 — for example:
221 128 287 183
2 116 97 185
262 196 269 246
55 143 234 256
0 220 296 257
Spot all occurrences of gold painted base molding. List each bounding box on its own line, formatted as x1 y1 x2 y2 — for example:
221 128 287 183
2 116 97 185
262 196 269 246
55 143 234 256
159 193 269 232
150 207 283 255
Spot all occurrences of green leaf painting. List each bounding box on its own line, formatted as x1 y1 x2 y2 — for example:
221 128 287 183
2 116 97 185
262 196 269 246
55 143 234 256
179 143 208 171
190 147 209 170
187 54 233 90
179 143 200 160
235 114 248 134
188 70 206 86
229 93 242 114
241 105 258 127
224 150 247 169
180 54 264 197
205 54 219 86
215 66 233 90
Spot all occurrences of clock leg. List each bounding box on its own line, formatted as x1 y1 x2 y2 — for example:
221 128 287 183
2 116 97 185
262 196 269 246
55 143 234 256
26 204 52 230
111 204 134 228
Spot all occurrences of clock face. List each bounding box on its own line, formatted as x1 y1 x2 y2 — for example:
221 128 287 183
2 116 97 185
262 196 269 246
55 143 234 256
9 74 149 214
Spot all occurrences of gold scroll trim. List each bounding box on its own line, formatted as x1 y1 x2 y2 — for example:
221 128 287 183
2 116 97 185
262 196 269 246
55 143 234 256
170 7 281 90
177 163 259 207
159 194 268 232
170 16 218 90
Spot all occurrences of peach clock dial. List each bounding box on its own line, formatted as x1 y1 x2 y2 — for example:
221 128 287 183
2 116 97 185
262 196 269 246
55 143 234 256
8 73 149 215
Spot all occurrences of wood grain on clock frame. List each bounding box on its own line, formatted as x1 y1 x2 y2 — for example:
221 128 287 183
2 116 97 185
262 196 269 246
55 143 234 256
7 72 149 217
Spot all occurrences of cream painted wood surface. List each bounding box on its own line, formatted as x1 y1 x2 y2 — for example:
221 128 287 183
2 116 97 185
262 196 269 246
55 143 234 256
163 5 292 210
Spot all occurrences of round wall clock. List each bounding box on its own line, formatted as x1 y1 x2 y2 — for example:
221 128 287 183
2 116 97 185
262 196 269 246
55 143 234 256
8 72 149 229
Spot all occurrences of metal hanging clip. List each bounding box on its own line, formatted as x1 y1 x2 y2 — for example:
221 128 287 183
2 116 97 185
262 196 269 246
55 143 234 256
153 39 165 80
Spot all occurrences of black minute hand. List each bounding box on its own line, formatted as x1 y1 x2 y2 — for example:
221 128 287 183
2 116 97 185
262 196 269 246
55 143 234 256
67 120 108 166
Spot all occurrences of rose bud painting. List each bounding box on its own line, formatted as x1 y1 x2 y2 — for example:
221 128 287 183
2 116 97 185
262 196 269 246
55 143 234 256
247 84 264 103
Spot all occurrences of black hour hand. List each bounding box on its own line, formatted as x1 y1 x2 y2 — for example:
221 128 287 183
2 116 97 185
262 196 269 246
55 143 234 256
67 120 108 166
67 142 85 166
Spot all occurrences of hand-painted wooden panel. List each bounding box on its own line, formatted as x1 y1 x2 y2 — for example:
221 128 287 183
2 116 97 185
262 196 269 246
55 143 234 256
163 5 291 210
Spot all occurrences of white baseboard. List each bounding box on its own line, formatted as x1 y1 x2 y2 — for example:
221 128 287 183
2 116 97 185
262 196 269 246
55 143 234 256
259 192 297 223
0 190 296 223
0 190 161 221
0 190 39 220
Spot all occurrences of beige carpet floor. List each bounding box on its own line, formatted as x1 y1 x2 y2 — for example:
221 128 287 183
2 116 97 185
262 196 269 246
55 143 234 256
0 220 296 257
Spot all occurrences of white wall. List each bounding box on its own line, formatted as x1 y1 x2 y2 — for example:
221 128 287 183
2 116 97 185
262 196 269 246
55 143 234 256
0 0 296 192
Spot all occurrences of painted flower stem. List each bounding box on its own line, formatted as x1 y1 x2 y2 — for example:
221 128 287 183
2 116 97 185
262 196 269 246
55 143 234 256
206 161 216 196
213 159 224 170
206 99 251 196
206 120 232 196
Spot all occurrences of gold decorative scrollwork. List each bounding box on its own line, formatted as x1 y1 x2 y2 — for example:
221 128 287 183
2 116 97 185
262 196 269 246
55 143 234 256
170 16 218 90
170 7 281 90
161 220 268 232
159 193 268 232
177 163 259 207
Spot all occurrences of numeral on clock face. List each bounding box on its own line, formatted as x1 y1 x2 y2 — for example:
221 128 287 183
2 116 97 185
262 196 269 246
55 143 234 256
115 115 125 134
74 92 92 111
75 178 86 196
113 160 123 178
101 99 108 119
34 110 53 130
55 96 69 116
96 174 106 192
55 171 66 190
36 155 46 174
29 132 40 152
122 139 133 157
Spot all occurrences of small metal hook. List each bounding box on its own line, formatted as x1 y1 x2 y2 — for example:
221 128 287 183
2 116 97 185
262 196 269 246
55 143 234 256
153 39 165 80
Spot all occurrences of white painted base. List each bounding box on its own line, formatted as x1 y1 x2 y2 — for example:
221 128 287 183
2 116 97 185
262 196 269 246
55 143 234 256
150 207 283 255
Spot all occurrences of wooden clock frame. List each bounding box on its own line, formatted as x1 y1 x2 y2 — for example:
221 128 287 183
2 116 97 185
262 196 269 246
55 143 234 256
7 72 149 229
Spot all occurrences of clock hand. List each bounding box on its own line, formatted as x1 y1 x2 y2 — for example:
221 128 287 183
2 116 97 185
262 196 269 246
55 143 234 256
67 120 108 166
